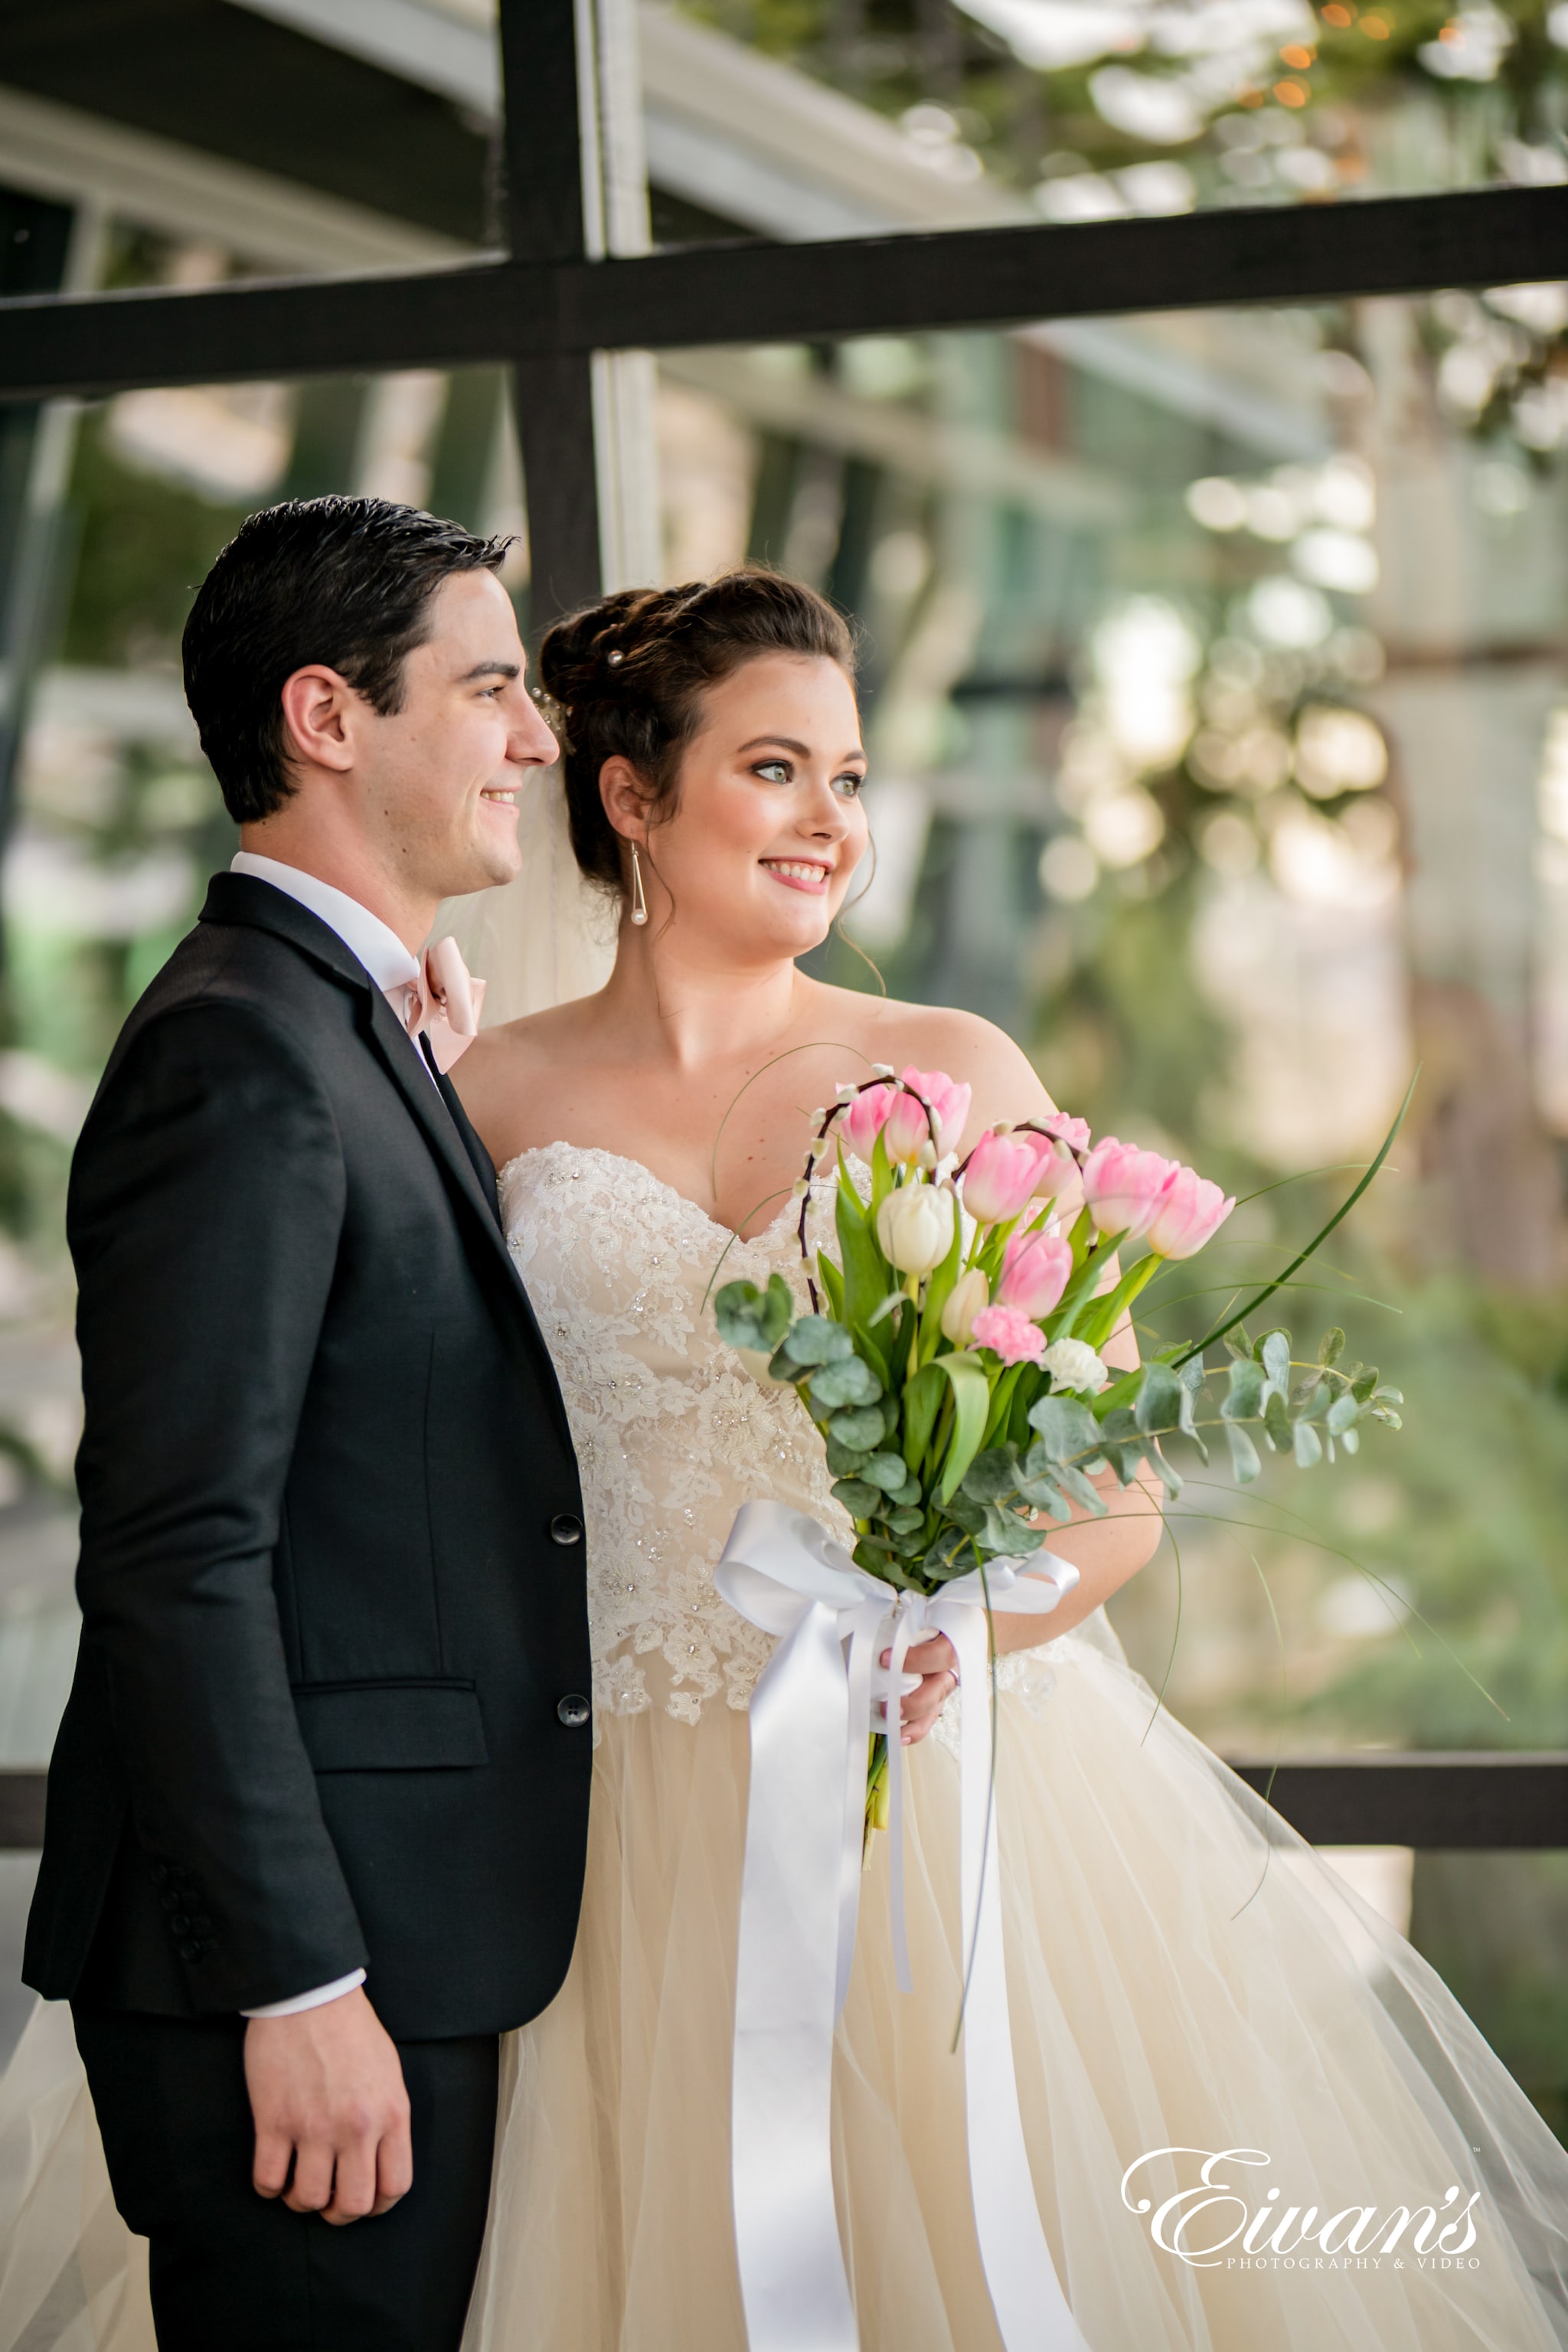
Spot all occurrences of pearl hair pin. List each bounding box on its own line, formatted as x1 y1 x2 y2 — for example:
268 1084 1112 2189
607 648 624 665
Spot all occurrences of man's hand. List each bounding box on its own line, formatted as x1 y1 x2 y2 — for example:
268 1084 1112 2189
244 1985 412 2226
885 1632 960 1745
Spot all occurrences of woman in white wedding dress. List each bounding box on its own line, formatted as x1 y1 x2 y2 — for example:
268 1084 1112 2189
450 571 1568 2351
2 567 1567 2352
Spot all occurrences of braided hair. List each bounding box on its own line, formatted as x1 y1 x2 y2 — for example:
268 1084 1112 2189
537 570 856 900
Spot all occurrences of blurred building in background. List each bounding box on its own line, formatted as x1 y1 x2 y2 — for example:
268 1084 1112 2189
1 0 1566 2122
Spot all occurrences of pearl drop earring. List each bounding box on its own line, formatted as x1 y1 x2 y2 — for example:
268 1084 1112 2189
629 844 649 926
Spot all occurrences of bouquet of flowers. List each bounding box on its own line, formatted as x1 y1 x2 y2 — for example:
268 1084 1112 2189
714 1063 1405 1833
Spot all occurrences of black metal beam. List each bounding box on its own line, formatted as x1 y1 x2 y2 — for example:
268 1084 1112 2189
1227 1753 1568 1849
499 0 602 628
1 1756 1563 1851
2 185 1566 406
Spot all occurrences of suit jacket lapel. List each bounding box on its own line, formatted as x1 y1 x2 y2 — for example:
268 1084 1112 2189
364 989 511 1262
435 1060 503 1224
204 875 554 1381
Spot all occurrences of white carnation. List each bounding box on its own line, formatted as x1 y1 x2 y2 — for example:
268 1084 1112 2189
1042 1338 1108 1394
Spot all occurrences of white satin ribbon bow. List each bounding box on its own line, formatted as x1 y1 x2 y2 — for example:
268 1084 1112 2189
714 1498 1094 2352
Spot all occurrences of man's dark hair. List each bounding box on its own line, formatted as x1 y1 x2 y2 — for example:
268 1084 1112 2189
182 496 513 825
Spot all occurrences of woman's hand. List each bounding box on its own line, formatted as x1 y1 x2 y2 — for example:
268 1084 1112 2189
885 1632 960 1743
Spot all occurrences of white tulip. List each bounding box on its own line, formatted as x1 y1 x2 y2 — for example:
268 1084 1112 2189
940 1266 991 1345
876 1181 956 1276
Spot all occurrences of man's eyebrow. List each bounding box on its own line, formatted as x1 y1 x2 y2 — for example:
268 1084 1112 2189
457 659 522 683
736 734 866 760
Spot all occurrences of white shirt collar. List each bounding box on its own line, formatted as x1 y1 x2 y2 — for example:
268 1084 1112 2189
230 852 420 996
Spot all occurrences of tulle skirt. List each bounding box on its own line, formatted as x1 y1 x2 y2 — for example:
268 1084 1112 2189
4 1613 1567 2350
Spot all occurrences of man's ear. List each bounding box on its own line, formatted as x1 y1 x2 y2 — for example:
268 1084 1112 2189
279 665 359 776
599 753 654 844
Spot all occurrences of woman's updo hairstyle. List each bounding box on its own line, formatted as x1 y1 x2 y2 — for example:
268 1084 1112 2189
538 568 856 898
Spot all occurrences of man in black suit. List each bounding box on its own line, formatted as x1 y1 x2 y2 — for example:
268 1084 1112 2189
24 498 591 2349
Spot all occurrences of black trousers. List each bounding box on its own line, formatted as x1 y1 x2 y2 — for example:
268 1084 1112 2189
72 2004 499 2351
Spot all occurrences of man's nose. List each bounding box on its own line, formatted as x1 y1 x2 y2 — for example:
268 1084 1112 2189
511 697 560 766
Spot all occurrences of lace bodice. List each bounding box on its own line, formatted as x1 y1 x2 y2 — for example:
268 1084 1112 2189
501 1142 1108 1730
502 1142 843 1725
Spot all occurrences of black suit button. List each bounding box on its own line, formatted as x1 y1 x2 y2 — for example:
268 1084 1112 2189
179 1939 201 1962
152 1863 170 1886
169 1913 191 1936
550 1514 583 1546
556 1694 590 1728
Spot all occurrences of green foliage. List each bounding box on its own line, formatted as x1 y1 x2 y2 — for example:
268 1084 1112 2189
714 1274 796 1354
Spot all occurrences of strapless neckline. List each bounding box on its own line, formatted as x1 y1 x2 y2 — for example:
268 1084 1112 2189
497 1138 806 1250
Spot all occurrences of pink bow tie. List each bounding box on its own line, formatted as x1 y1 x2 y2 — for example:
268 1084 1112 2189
403 936 487 1073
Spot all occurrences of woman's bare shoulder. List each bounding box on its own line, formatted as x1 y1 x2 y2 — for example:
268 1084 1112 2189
809 986 1056 1135
450 995 604 1132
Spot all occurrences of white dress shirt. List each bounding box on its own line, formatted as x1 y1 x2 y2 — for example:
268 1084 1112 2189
229 850 442 1089
229 851 430 2018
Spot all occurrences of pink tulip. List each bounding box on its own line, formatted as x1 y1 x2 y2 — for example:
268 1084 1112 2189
1145 1164 1236 1259
1026 1121 1089 1206
960 1129 1046 1227
970 1303 1047 1366
995 1229 1072 1319
884 1066 972 1164
838 1083 896 1163
1080 1138 1179 1240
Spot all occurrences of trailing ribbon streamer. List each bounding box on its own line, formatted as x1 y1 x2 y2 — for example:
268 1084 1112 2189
715 1498 1095 2352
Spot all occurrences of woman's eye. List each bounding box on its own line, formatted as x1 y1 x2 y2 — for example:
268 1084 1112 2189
753 760 791 783
835 772 866 799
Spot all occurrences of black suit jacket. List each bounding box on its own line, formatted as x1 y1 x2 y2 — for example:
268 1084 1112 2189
24 874 593 2040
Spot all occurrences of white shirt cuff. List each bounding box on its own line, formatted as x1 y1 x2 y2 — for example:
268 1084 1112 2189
240 1968 366 2020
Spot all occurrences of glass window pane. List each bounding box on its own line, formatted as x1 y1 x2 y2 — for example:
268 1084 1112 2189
652 292 1568 1775
648 1 1568 239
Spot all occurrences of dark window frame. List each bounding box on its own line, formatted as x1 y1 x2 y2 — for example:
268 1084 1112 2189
0 0 1563 1851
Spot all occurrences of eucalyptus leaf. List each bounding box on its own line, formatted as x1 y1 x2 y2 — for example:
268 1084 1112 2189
887 1505 925 1534
782 1315 854 1367
825 1434 871 1479
1351 1368 1379 1403
1018 1475 1072 1520
828 1403 887 1452
1027 1394 1103 1463
1318 1326 1346 1367
1325 1391 1360 1436
1225 1421 1263 1483
831 1476 882 1517
1145 1442 1184 1498
1259 1329 1291 1400
1263 1390 1291 1449
863 1451 912 1494
977 1506 1047 1555
809 1354 883 1410
1292 1419 1323 1468
1222 1359 1263 1422
714 1277 791 1351
961 1446 1021 1504
1134 1364 1185 1435
1050 1459 1109 1516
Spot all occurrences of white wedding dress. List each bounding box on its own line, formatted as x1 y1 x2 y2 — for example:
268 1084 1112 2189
3 1139 1568 2350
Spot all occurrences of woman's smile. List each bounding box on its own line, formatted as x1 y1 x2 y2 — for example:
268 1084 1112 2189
760 857 832 893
